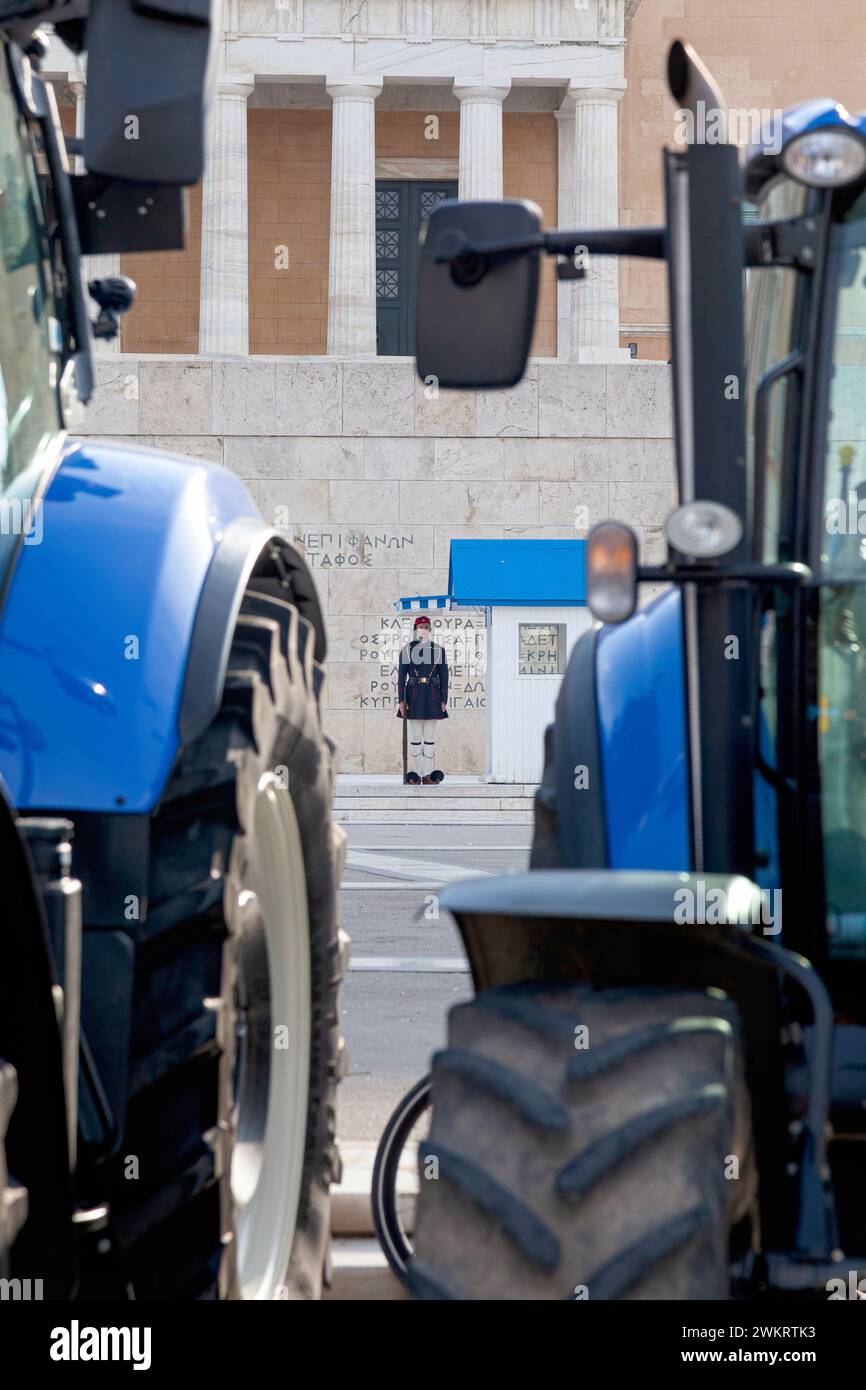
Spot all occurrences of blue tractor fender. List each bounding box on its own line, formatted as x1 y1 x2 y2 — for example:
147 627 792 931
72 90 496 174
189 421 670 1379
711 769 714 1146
595 592 779 881
595 587 691 870
0 437 297 816
544 586 691 873
0 437 323 1153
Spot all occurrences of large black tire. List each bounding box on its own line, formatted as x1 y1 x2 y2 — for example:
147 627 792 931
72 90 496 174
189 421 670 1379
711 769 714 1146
372 1073 432 1282
0 1062 27 1279
409 983 756 1300
82 582 347 1300
0 792 74 1295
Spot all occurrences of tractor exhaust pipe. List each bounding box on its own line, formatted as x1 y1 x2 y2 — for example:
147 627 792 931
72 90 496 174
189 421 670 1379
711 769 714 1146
667 39 726 125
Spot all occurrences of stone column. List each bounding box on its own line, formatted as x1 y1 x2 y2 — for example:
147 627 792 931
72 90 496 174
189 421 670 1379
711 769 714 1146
568 81 631 363
72 75 121 353
554 93 574 360
325 78 382 357
199 80 254 356
453 81 510 201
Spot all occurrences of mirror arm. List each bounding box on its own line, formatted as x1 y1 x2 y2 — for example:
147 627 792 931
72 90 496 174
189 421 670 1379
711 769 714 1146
431 230 545 265
636 561 813 587
544 226 666 259
434 217 822 272
744 218 820 271
432 225 666 266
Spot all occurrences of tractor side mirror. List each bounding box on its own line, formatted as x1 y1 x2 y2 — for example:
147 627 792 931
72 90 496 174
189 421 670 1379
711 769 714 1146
82 0 220 185
415 199 540 390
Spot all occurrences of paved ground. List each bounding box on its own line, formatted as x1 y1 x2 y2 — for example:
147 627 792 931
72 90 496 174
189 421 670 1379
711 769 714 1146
338 823 532 1140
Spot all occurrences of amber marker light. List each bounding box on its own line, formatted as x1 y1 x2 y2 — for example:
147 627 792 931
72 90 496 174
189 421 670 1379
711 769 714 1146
586 522 639 625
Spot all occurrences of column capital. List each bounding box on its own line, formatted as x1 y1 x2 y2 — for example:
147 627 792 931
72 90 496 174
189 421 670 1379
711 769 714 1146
325 77 384 102
215 79 254 100
69 75 86 99
453 80 511 103
558 79 627 111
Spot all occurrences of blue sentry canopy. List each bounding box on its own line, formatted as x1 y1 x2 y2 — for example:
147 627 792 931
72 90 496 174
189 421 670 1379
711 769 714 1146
393 594 452 613
447 539 586 607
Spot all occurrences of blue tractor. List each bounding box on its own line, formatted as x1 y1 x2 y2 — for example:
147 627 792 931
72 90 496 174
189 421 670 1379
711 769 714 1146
394 41 866 1299
0 2 346 1300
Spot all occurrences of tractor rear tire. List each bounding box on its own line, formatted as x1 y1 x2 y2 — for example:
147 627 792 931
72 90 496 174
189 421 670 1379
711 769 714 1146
83 585 347 1300
409 982 756 1300
0 1063 27 1279
0 791 73 1295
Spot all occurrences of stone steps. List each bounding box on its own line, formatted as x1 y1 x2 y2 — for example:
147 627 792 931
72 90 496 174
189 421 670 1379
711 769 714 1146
325 1239 409 1301
335 807 533 824
333 777 537 823
325 1140 414 1302
331 1140 417 1237
335 779 538 798
335 796 532 812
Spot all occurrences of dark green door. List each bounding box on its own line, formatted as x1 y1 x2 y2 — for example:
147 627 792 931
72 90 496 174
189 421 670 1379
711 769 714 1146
376 180 457 356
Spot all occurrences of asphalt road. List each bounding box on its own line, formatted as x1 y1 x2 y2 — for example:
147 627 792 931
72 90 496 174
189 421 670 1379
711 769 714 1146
337 823 532 1141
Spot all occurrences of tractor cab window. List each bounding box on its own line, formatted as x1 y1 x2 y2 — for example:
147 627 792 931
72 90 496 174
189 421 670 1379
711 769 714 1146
818 186 866 580
0 59 59 485
0 55 61 584
745 179 809 823
745 179 808 566
816 189 866 957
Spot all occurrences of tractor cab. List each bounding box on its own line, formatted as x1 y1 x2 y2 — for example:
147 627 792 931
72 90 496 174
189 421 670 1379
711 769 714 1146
415 43 866 993
741 109 866 1002
401 41 866 1299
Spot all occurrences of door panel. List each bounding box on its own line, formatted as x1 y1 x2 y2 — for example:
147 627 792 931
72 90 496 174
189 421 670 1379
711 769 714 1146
488 606 592 783
376 180 456 357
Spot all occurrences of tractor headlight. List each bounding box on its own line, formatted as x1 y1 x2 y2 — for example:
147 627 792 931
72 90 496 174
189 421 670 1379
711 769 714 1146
782 129 866 189
666 500 742 559
586 522 638 624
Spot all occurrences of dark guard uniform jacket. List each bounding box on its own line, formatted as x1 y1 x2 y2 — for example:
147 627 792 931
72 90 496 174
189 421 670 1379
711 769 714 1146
397 638 449 720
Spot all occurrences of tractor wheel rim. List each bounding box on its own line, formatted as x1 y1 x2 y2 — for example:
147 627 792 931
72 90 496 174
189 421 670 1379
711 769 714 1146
232 771 311 1300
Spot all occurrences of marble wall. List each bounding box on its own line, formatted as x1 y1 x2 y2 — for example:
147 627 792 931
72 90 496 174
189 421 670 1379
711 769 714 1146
82 354 675 775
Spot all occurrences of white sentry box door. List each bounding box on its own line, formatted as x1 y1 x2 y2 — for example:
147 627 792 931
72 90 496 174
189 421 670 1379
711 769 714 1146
486 605 592 784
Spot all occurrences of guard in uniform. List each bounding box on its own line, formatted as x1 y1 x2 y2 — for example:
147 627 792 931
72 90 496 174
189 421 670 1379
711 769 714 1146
397 614 449 784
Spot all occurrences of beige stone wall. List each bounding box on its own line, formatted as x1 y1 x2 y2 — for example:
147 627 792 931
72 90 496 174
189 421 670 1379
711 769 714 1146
82 356 674 774
248 108 332 355
621 0 866 360
504 113 558 358
58 96 203 354
376 107 460 158
121 185 202 355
